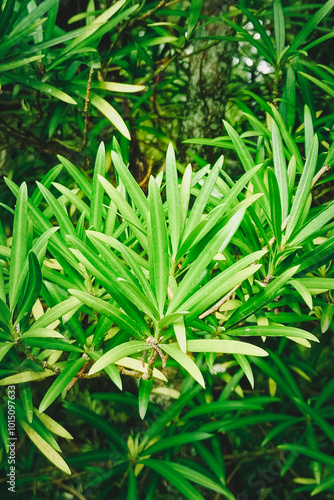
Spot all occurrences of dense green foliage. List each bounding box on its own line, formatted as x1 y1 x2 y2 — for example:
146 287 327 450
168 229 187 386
0 1 334 499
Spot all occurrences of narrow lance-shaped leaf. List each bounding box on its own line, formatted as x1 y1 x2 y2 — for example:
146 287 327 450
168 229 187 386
98 175 148 250
166 143 181 257
232 325 318 343
15 251 42 326
182 159 221 243
9 182 27 312
272 120 288 220
112 151 149 221
89 341 149 375
138 378 153 420
138 459 205 500
267 168 282 247
225 266 300 327
29 296 82 331
20 420 71 475
287 0 334 54
168 207 246 315
90 142 105 232
290 201 334 247
223 121 270 218
179 164 192 237
304 105 314 159
39 358 86 413
187 0 203 37
187 339 268 357
148 177 169 315
20 384 34 423
286 134 319 241
159 343 205 388
37 182 76 239
69 289 144 339
173 316 187 353
273 0 285 56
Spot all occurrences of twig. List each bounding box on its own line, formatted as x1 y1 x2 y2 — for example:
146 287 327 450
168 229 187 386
139 157 154 187
199 283 241 320
311 164 331 190
56 482 87 500
81 67 94 151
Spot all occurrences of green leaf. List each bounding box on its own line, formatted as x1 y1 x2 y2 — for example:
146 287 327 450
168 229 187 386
287 0 334 54
141 385 201 446
10 0 58 37
184 260 264 321
112 151 149 221
39 358 86 413
169 207 246 315
296 278 334 290
0 370 55 386
290 201 334 246
37 182 76 239
88 341 149 375
20 383 33 423
4 73 77 104
268 168 282 246
23 338 83 352
138 378 153 420
297 234 334 273
269 104 304 172
187 0 202 37
62 401 127 451
187 339 268 357
225 266 300 327
20 420 71 474
167 461 234 499
90 142 105 232
223 121 270 217
52 183 90 217
289 279 313 309
232 325 318 343
9 182 28 312
15 251 42 325
69 289 144 339
29 296 82 330
159 343 205 388
148 177 169 315
182 160 221 242
0 342 15 363
179 164 192 236
312 475 334 496
90 93 130 140
273 0 285 56
127 468 137 500
98 175 147 250
173 316 187 353
139 459 205 500
143 432 212 456
89 351 122 390
292 397 334 444
166 143 181 257
321 303 334 333
86 231 156 308
63 0 127 53
57 156 92 198
0 55 44 72
33 409 73 439
278 444 334 468
272 120 288 220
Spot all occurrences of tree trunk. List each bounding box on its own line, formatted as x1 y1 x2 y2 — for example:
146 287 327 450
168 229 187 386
179 1 236 165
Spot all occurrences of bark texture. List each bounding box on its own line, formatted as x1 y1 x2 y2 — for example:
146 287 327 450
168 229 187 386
179 1 236 165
